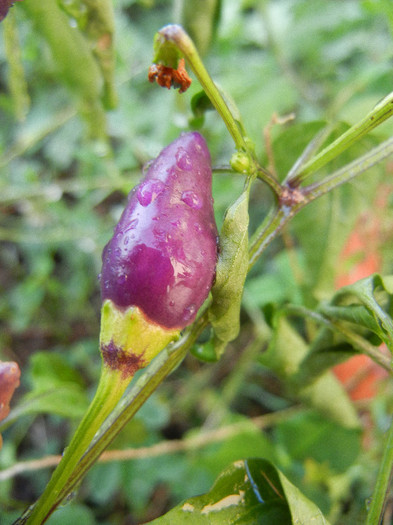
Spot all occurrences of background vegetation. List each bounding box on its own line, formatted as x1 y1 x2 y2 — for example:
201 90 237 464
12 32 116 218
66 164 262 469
1 0 393 523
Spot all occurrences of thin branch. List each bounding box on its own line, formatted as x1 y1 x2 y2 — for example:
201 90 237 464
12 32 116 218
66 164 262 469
248 136 393 269
0 408 299 482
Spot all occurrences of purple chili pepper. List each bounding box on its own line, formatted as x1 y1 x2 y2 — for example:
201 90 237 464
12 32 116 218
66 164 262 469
101 132 218 330
0 0 22 21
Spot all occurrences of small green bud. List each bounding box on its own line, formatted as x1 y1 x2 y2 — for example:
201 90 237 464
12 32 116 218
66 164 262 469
230 151 251 174
190 340 218 363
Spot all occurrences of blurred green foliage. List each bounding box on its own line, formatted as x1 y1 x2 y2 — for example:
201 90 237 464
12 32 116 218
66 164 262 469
1 0 393 523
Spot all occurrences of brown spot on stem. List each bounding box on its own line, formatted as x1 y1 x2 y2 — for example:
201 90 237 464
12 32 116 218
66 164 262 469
279 185 306 207
101 340 146 379
148 58 192 93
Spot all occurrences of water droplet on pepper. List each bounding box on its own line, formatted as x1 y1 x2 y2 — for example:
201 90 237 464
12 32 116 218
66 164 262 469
181 190 202 209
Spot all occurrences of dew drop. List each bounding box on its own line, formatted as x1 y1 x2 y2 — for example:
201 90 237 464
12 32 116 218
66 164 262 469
125 218 138 232
176 148 193 171
137 179 165 206
118 274 127 285
114 248 122 257
183 304 196 321
153 225 165 236
194 222 202 233
169 300 175 307
181 190 202 209
97 273 102 282
124 237 129 245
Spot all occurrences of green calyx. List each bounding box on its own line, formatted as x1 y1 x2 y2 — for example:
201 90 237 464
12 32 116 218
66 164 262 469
152 29 183 68
100 300 180 378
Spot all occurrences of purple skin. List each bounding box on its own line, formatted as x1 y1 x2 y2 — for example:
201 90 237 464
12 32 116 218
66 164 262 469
0 0 21 21
101 132 218 330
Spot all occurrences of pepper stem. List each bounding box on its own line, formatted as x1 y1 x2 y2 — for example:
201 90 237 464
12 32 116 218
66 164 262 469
23 366 131 524
156 24 248 153
22 302 179 524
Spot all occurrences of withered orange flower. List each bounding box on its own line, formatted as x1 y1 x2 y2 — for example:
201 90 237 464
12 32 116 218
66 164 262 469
148 58 192 94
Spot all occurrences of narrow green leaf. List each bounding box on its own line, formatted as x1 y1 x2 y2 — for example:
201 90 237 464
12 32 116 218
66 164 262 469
209 189 250 355
277 472 331 525
23 0 107 137
3 11 30 120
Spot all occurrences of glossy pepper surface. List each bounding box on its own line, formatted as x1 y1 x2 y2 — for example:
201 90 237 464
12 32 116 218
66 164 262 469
101 132 218 330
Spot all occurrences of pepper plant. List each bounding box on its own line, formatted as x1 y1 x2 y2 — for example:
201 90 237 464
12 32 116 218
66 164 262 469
1 2 393 524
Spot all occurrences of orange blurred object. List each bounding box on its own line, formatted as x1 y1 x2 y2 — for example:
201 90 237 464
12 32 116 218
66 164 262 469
333 187 391 402
0 360 21 448
333 353 388 402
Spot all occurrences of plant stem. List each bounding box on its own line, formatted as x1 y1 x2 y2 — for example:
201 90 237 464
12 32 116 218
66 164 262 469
51 314 208 509
16 314 207 524
303 136 393 200
249 135 393 268
22 367 130 525
366 418 393 525
157 25 247 152
290 91 393 185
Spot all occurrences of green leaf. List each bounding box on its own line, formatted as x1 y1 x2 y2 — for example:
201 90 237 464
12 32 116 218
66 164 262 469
295 326 356 384
277 471 331 525
290 130 382 302
29 352 86 392
1 352 89 425
189 90 214 128
266 121 327 181
193 415 275 477
23 0 107 137
261 313 359 428
295 274 393 382
3 11 30 120
209 188 250 356
149 458 330 524
17 387 89 420
179 0 222 56
275 411 361 474
327 274 393 350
